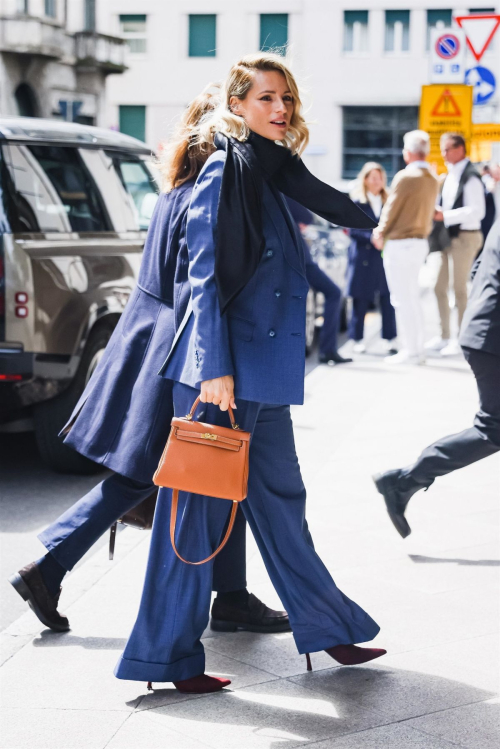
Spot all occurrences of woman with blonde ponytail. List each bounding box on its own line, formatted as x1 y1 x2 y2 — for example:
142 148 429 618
115 53 386 695
10 88 286 666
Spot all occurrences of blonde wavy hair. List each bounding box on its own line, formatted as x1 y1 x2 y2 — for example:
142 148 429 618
195 52 309 156
158 84 220 193
350 162 389 204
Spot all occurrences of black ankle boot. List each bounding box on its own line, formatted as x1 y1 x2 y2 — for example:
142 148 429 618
372 469 433 538
211 593 290 633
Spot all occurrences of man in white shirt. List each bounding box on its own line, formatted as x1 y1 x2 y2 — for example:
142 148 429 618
427 133 485 356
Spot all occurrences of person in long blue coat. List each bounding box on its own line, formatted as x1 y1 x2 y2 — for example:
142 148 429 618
114 53 386 696
286 197 352 364
9 91 288 638
346 162 397 353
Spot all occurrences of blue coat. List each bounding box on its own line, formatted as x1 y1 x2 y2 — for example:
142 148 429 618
161 150 310 406
346 200 389 301
62 182 194 483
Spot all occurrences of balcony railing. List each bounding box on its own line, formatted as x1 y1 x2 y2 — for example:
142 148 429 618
74 31 127 74
0 16 72 59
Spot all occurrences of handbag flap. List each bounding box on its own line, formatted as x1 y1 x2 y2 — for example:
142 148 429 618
171 416 251 442
174 428 243 451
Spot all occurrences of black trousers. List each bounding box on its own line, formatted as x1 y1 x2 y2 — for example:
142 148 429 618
404 347 500 485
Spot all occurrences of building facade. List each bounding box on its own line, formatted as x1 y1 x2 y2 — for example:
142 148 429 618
0 0 127 125
102 1 499 186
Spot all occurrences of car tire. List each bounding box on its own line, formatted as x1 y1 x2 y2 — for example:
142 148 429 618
34 324 114 475
305 289 316 356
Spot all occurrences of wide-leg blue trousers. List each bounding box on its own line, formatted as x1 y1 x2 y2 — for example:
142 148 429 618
38 473 247 592
114 383 380 683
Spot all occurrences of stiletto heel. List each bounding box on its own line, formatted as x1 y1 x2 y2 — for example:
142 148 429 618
325 644 386 665
305 653 312 671
147 681 153 691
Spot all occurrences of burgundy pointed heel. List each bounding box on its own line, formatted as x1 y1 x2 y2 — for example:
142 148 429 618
306 645 387 671
174 674 231 693
146 674 231 694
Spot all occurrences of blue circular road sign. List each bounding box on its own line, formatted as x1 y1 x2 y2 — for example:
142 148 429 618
465 66 496 105
435 34 460 59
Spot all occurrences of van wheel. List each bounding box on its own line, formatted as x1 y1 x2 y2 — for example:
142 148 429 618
34 325 114 474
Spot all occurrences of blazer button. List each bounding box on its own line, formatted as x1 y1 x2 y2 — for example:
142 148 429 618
363 260 369 266
268 329 276 337
274 289 282 297
266 249 274 258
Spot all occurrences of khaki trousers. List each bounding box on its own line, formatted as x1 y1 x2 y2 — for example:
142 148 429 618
434 230 483 340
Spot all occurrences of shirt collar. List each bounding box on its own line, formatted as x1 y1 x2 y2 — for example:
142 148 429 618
406 160 430 170
447 158 469 176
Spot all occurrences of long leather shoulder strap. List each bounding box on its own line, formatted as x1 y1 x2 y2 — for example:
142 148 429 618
170 490 239 565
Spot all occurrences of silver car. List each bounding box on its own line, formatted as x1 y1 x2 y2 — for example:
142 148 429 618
0 117 159 472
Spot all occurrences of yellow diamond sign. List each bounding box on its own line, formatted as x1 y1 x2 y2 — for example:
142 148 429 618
420 84 473 173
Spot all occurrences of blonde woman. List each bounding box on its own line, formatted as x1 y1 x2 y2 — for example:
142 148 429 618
347 163 397 353
115 53 386 694
10 90 288 644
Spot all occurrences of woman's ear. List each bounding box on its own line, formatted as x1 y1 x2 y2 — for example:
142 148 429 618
229 96 242 115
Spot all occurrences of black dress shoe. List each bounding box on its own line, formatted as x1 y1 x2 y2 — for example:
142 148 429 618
319 352 353 365
210 593 291 633
9 562 70 632
372 469 432 538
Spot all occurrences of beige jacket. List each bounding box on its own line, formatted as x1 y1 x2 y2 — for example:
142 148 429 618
378 164 439 241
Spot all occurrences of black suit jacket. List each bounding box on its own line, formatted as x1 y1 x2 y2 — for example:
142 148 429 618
460 220 500 357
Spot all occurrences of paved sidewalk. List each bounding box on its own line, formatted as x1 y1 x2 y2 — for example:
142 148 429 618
1 293 499 749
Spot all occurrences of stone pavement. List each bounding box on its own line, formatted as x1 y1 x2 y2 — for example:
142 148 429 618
1 289 499 749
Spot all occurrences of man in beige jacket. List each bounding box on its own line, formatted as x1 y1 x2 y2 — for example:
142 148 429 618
373 130 439 365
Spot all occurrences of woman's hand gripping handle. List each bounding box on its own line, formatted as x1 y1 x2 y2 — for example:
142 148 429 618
200 376 236 412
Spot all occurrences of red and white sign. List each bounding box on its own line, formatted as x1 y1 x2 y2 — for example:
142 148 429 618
455 14 500 62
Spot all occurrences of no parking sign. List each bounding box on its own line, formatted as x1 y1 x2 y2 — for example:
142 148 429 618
430 28 466 83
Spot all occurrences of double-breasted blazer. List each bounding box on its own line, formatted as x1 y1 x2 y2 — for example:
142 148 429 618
346 200 389 301
161 150 310 406
61 181 194 483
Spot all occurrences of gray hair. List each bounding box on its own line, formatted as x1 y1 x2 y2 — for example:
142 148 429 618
403 130 430 157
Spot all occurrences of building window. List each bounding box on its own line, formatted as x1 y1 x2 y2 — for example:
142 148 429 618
260 14 288 53
426 10 453 49
385 10 410 53
119 105 146 143
45 0 56 18
17 1 29 13
188 14 216 57
85 0 96 32
343 11 369 53
119 15 147 54
342 106 419 180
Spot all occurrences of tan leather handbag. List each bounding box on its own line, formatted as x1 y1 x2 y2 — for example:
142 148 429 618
153 396 251 565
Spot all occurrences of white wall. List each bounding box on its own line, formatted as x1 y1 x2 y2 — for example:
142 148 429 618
103 0 500 183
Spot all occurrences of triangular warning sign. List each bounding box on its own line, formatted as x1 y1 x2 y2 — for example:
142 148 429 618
431 89 461 117
455 14 500 62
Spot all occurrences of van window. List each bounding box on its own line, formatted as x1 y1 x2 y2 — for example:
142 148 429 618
28 145 110 232
2 144 71 233
105 151 158 230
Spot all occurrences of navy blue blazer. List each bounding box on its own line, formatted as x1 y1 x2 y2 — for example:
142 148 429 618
460 219 500 358
62 182 194 483
161 150 310 406
346 200 389 301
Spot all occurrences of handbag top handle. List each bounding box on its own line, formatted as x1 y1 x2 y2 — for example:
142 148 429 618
185 396 240 431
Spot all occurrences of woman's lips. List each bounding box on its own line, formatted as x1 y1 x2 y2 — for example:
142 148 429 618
270 120 287 128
